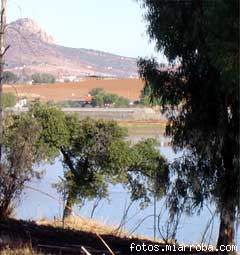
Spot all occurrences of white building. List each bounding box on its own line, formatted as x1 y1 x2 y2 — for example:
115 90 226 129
15 99 27 109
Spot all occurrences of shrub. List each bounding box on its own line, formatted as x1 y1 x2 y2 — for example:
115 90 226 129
90 88 129 107
2 93 17 108
2 71 18 84
32 73 56 84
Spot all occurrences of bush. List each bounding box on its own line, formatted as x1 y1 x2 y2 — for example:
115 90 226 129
90 88 129 107
32 73 56 84
2 93 17 108
140 85 162 106
56 100 83 108
2 71 18 84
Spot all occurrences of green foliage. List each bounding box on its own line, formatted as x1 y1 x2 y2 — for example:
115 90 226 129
60 118 128 205
2 71 18 84
32 73 56 84
138 0 239 245
28 101 71 159
0 113 45 218
140 85 162 106
28 102 168 212
2 93 17 108
55 100 83 108
90 88 130 107
127 139 168 207
90 88 105 97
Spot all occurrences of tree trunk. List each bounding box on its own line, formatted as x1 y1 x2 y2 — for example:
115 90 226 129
0 0 8 162
217 123 237 249
217 203 236 248
63 195 73 220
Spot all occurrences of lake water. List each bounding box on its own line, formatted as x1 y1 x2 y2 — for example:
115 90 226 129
16 146 239 248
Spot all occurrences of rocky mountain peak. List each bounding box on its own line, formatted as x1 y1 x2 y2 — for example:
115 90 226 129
9 18 56 45
5 18 137 78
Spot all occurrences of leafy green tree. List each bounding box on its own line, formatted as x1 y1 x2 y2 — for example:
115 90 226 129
2 71 18 84
59 118 128 218
59 125 168 218
90 88 129 107
137 0 239 247
110 138 169 207
0 113 45 218
28 102 168 219
2 93 17 108
90 87 105 97
29 101 71 159
32 73 56 84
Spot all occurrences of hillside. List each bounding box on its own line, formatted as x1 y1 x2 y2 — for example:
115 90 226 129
0 218 214 255
5 18 138 78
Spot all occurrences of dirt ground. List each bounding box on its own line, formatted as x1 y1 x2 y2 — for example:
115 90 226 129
3 79 144 102
0 219 217 255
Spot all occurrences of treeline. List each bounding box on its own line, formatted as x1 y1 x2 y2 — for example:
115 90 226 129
2 71 56 84
57 88 134 108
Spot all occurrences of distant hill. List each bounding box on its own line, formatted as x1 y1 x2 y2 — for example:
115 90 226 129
5 18 138 78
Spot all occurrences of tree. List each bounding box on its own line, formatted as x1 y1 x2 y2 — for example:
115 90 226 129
59 117 128 218
0 0 10 162
28 101 71 159
28 102 168 219
0 113 45 218
90 88 130 107
137 0 239 247
32 73 56 84
2 71 18 84
90 87 105 97
110 138 169 206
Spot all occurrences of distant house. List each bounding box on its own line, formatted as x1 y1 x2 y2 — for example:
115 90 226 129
15 98 27 109
57 75 80 83
26 80 33 85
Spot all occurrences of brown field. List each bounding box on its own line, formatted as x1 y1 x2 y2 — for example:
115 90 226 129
3 78 144 102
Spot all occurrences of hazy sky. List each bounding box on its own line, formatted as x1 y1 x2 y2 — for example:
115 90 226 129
7 0 166 61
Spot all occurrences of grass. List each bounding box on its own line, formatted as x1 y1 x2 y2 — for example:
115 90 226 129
0 247 45 255
118 120 166 135
0 217 160 254
37 216 129 238
0 218 216 255
37 216 164 244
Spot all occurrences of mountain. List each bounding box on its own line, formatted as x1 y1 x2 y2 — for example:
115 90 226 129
5 18 138 78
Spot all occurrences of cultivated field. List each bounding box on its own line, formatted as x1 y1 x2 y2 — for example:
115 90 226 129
3 78 144 102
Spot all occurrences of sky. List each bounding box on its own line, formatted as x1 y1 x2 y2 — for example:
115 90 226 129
7 0 166 61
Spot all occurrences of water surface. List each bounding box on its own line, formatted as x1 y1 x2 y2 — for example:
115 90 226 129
17 146 239 248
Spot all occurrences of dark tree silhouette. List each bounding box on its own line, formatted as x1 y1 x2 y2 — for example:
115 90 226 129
137 0 239 247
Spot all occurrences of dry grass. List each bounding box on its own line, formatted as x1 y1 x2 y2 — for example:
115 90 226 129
37 216 163 244
0 247 45 255
3 78 144 101
118 120 166 135
37 216 129 238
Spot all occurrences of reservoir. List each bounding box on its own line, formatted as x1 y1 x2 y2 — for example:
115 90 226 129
17 142 239 248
